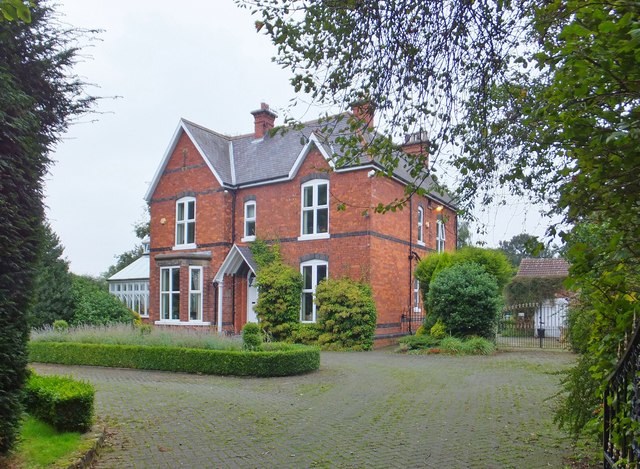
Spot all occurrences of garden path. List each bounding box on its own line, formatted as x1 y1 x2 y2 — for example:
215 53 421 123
33 350 576 468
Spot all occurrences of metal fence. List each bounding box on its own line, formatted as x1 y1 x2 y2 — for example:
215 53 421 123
604 322 640 468
496 301 569 349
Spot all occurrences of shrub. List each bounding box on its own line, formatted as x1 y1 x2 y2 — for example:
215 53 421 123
29 342 320 377
429 319 446 339
566 301 594 354
53 320 69 332
451 247 514 291
415 324 427 336
288 323 321 345
439 336 465 353
24 373 94 432
414 251 453 303
242 323 262 350
415 247 512 313
70 275 136 326
254 261 303 341
315 278 377 351
460 337 496 355
428 263 502 339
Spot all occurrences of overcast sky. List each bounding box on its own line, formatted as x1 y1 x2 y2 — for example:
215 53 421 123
45 0 558 276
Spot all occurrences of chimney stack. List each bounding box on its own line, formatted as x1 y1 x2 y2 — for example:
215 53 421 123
402 130 429 167
350 100 375 128
251 102 277 139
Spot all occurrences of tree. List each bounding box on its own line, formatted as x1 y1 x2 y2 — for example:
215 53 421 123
456 220 472 249
246 0 640 440
497 233 555 268
0 2 93 454
70 275 137 326
28 223 74 329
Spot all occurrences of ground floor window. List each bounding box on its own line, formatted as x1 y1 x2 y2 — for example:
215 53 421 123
413 279 422 313
160 267 180 320
108 281 149 317
189 266 203 321
300 260 328 323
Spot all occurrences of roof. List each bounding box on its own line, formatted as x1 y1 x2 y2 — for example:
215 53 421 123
214 244 258 282
107 254 150 281
516 258 569 278
145 111 456 207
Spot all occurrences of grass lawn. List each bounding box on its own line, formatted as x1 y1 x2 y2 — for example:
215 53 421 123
4 415 83 468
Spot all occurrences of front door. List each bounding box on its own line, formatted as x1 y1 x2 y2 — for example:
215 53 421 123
246 271 258 323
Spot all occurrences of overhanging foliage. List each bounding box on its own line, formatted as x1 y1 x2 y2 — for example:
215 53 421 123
504 276 566 305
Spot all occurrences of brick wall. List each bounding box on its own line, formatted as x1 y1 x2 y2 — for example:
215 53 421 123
146 128 457 344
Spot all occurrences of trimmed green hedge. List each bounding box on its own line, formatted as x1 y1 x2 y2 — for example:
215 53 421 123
24 373 94 432
29 342 320 377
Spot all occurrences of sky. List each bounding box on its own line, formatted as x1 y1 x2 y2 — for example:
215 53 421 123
44 0 559 276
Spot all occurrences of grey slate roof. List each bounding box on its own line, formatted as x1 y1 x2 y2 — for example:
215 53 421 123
516 258 570 278
236 245 258 273
178 112 455 207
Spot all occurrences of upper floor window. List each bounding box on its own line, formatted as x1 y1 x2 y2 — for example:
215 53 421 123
160 267 180 321
189 266 203 322
300 260 328 323
300 180 329 239
417 206 424 245
176 197 195 247
243 201 256 242
436 218 446 253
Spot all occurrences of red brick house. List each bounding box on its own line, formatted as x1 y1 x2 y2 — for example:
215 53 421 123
142 103 457 343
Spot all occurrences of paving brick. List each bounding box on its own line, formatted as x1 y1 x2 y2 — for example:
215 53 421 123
32 350 576 468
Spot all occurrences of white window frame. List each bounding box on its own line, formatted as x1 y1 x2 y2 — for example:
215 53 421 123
300 260 328 323
413 279 422 313
417 206 425 245
436 218 446 253
159 267 180 321
299 180 330 240
242 201 256 242
175 197 196 249
188 266 203 322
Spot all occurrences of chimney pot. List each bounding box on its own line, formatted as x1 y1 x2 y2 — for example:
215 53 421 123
401 129 429 167
350 100 375 128
251 103 278 139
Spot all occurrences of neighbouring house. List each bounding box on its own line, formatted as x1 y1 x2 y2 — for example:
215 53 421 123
107 237 151 318
516 258 570 339
111 102 457 344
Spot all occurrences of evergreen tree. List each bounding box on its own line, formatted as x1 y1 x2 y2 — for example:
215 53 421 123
28 223 74 329
0 2 93 454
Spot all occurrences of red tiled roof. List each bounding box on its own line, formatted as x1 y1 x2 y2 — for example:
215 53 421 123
516 258 569 278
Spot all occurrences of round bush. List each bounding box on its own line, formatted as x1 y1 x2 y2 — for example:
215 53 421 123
242 323 262 350
315 278 377 351
428 263 502 339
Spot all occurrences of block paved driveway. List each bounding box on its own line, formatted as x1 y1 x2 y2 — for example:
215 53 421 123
33 350 576 468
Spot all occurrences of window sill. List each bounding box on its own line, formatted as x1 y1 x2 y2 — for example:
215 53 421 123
154 320 212 326
416 241 425 247
300 320 317 324
173 243 197 251
297 233 330 241
241 236 256 243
